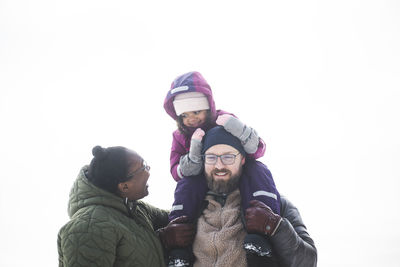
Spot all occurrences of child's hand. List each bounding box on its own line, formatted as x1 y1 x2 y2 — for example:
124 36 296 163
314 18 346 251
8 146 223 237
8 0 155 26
179 129 204 176
192 128 205 141
216 115 260 154
216 114 233 126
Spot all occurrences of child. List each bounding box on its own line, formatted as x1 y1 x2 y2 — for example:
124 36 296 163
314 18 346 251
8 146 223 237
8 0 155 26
163 71 281 266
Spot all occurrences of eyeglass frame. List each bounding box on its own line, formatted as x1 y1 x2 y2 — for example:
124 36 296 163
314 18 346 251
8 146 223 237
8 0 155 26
202 152 241 165
126 161 150 179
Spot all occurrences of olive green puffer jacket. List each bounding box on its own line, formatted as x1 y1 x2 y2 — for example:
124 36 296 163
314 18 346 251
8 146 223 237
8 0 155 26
58 166 169 267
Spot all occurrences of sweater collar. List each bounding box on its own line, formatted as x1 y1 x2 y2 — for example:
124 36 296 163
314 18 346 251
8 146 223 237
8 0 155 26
206 191 230 207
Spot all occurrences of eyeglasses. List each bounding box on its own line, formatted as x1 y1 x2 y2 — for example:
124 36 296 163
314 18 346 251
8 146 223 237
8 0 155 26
203 153 241 165
126 161 150 179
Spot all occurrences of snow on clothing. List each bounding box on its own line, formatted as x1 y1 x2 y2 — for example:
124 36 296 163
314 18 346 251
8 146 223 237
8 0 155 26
193 190 317 267
58 166 169 267
163 71 279 222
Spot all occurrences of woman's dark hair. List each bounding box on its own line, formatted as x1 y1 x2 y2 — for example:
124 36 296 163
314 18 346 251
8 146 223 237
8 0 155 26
176 110 213 136
86 146 130 194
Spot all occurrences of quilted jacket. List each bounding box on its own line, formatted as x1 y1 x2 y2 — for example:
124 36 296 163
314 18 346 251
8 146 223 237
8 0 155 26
57 166 169 267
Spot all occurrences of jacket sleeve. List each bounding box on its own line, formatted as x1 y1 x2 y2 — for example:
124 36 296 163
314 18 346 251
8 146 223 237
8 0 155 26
270 196 317 267
58 224 118 267
139 201 170 230
170 131 188 181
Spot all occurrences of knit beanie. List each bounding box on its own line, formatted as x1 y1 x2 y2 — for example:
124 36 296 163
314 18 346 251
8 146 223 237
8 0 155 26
173 92 210 116
87 146 129 194
202 126 246 155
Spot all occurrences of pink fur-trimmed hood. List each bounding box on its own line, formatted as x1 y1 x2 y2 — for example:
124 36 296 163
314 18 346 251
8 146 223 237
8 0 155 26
164 71 217 121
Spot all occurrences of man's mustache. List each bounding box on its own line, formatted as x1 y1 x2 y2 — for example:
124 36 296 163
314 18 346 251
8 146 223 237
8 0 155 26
211 168 231 175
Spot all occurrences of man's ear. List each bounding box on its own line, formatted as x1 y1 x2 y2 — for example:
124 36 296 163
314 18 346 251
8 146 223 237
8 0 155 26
241 155 246 165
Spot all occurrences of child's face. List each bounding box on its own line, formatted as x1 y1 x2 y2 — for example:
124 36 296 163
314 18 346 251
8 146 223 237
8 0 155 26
181 110 208 128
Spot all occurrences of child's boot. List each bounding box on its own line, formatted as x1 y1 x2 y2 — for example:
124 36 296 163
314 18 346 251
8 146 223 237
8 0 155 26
168 247 193 267
243 233 273 257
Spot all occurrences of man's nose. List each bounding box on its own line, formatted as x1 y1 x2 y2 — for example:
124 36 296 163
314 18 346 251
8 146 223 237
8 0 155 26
214 157 225 168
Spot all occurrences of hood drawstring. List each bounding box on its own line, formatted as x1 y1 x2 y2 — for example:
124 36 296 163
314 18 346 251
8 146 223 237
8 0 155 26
124 197 137 217
124 198 153 230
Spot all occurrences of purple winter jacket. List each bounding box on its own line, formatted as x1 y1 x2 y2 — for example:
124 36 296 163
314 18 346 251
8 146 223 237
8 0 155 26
164 71 266 181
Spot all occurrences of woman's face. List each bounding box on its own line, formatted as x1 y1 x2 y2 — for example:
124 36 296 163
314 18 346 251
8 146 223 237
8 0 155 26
121 151 150 201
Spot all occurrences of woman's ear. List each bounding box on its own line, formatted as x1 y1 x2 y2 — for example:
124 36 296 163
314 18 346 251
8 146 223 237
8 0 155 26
118 183 129 194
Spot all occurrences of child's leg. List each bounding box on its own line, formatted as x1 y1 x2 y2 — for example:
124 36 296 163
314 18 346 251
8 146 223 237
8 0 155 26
169 173 209 222
240 158 280 214
168 174 208 267
245 238 279 267
240 159 281 259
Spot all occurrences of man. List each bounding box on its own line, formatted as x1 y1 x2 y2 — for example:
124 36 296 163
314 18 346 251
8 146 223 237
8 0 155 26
192 126 317 267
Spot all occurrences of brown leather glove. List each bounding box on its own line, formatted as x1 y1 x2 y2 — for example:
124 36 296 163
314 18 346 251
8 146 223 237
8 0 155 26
157 216 196 250
245 200 283 236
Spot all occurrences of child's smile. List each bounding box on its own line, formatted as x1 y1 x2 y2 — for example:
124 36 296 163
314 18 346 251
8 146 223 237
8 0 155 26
181 110 208 128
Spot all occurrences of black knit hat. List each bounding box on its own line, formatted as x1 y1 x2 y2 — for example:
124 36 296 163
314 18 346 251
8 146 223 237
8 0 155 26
87 146 129 194
202 126 246 155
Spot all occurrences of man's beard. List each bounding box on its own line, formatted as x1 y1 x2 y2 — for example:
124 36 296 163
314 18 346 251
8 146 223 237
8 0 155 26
205 167 242 194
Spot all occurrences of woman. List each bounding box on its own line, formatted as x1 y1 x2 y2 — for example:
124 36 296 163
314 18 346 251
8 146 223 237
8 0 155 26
58 146 195 267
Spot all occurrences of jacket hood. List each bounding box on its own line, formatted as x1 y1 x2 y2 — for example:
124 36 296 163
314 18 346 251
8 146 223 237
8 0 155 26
164 71 217 121
68 166 129 218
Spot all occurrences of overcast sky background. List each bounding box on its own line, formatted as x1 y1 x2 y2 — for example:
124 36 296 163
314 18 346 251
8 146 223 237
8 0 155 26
1 0 400 266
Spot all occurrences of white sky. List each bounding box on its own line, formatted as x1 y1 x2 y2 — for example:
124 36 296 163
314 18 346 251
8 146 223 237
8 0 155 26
1 0 399 266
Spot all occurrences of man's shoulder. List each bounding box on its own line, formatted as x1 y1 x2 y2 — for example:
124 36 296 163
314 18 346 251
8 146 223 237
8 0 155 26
280 195 289 207
279 195 307 231
279 196 297 217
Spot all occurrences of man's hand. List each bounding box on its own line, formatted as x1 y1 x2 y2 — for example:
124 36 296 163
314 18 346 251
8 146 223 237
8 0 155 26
158 216 196 250
245 200 283 236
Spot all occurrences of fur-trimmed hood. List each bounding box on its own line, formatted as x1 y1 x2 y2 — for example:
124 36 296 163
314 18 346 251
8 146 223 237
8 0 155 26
163 71 217 121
